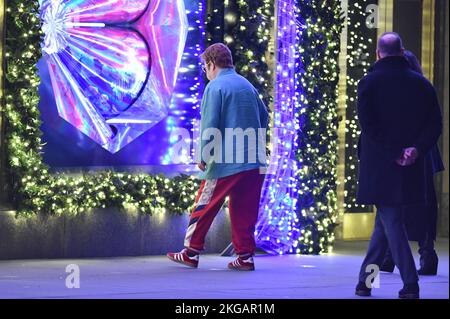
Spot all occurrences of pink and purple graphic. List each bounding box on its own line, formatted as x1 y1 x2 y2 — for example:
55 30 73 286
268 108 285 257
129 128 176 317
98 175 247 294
40 0 189 153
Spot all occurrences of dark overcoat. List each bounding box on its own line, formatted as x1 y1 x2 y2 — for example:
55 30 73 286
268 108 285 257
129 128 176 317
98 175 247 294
357 56 442 206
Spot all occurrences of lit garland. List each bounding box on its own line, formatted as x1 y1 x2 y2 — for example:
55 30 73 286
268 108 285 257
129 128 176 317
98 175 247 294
293 0 343 254
344 0 377 212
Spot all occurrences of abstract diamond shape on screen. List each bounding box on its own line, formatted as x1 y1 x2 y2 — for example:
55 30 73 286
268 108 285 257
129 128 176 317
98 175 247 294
40 0 189 153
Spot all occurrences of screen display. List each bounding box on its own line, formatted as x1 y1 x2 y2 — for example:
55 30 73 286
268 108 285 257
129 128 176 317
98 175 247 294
38 0 204 173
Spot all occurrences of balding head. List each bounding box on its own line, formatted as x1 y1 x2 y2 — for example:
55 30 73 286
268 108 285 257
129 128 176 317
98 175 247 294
377 32 404 59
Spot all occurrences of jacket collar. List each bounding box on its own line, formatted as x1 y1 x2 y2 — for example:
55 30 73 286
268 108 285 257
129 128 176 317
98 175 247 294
216 67 236 79
370 55 410 72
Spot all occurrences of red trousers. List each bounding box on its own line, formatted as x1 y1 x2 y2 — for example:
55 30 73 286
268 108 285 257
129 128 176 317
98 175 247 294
184 168 265 257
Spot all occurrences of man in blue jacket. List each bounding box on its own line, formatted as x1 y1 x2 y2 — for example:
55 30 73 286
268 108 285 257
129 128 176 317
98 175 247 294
167 43 269 271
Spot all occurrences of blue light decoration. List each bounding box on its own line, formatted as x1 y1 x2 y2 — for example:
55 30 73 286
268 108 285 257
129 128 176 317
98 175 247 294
39 0 199 154
161 0 205 168
255 0 304 255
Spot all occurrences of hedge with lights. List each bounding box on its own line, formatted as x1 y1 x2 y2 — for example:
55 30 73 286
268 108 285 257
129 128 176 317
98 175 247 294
344 0 377 212
294 0 344 254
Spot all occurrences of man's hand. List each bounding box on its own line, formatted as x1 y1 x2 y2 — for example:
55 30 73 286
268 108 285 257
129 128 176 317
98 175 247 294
396 147 419 166
197 161 206 171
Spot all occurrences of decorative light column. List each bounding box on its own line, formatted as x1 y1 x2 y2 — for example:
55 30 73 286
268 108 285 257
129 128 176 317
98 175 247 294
256 0 302 255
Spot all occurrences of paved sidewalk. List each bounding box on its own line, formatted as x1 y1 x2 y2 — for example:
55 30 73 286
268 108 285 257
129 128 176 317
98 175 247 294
0 239 447 299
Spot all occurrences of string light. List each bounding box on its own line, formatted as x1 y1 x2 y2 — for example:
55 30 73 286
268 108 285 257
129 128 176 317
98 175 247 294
252 0 343 255
226 0 274 107
163 0 205 167
344 0 376 212
255 0 301 255
286 0 342 255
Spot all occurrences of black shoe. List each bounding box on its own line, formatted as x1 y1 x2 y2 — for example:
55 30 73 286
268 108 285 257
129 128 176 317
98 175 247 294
399 283 420 299
380 259 395 273
418 251 438 276
355 282 371 297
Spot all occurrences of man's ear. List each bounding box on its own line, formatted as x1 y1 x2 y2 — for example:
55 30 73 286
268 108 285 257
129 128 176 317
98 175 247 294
376 49 381 60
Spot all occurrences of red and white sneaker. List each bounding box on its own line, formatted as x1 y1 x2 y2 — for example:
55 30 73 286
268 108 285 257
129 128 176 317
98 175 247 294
167 249 199 268
228 256 255 271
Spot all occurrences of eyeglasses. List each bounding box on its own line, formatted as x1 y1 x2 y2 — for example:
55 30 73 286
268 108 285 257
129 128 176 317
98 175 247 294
201 62 211 73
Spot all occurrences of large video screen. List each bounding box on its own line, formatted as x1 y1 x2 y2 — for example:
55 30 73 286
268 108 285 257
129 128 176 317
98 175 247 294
38 0 204 173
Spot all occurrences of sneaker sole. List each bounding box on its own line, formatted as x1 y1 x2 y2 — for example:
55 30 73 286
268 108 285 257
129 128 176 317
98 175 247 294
355 290 371 297
167 255 198 268
227 264 255 271
399 293 419 299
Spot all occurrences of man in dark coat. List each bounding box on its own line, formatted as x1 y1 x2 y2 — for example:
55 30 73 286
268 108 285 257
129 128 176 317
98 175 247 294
355 32 442 299
380 50 445 276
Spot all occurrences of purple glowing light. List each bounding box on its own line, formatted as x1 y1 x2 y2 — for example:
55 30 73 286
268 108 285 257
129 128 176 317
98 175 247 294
255 0 301 255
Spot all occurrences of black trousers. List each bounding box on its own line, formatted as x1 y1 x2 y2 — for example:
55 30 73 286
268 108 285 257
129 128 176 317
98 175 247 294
359 205 419 285
384 234 435 263
383 178 438 261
